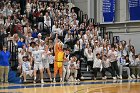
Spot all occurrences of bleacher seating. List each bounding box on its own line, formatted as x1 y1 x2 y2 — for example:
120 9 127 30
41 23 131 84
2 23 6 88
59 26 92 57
1 0 132 83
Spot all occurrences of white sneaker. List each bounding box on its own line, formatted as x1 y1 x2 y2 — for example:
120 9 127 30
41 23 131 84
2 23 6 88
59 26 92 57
20 74 23 78
77 79 80 82
131 74 136 79
81 76 84 79
60 78 63 82
102 76 107 80
87 66 89 71
128 76 132 80
116 75 120 79
119 76 122 79
113 77 117 80
67 79 71 82
53 80 56 83
24 80 26 83
71 78 74 82
74 79 77 82
50 78 52 82
102 77 105 80
33 81 36 84
41 80 44 84
137 75 140 79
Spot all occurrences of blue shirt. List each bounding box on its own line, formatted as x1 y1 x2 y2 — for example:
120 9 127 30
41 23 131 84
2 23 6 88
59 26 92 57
32 32 38 38
17 41 25 48
0 51 10 66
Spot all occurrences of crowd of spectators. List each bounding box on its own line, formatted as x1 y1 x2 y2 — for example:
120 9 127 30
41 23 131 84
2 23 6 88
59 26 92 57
0 0 140 83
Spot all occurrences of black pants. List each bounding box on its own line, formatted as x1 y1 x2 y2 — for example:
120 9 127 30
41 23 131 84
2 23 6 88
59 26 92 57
87 61 93 70
76 69 81 80
110 61 119 76
93 68 103 78
102 67 115 77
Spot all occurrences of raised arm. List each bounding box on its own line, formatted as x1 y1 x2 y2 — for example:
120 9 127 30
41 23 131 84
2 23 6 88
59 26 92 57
54 34 59 53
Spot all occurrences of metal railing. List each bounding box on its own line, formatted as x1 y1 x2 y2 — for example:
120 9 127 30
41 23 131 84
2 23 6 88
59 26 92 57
7 40 18 70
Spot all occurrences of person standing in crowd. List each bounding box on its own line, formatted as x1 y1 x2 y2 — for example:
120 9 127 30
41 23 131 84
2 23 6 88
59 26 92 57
108 45 120 79
92 53 103 80
63 48 70 82
86 48 94 71
0 45 10 83
76 59 81 82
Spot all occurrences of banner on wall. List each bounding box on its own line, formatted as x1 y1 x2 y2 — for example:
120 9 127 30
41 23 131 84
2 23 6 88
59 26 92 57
102 0 115 22
128 0 140 20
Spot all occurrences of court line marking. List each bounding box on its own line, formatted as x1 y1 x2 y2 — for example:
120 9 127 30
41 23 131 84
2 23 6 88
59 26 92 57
0 79 140 90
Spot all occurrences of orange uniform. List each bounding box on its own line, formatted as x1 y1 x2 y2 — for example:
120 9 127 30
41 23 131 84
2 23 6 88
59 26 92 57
54 42 64 78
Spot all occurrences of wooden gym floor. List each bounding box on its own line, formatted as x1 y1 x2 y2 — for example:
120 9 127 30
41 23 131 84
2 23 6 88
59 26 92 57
0 79 140 93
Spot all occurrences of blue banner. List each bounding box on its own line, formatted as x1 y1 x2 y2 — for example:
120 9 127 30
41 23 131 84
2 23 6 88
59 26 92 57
103 0 115 22
129 0 140 20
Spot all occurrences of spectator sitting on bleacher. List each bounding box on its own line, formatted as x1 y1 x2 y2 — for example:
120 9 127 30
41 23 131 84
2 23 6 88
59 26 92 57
22 56 33 83
135 54 140 79
67 56 77 82
102 55 115 80
24 23 32 36
44 12 51 29
35 33 44 44
1 0 140 83
118 55 132 79
17 37 26 48
129 55 137 79
0 13 4 25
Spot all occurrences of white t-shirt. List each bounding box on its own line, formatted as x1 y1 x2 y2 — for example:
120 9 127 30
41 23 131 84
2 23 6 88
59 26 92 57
93 58 102 68
129 52 133 61
74 44 80 52
95 46 103 54
18 53 26 65
86 52 94 61
135 58 140 66
28 47 36 53
79 38 83 48
32 50 44 63
22 61 31 72
102 59 110 68
108 50 118 62
68 61 77 70
84 48 88 57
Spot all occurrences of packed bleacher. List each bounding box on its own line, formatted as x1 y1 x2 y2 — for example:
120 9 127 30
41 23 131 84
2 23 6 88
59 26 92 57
0 0 140 84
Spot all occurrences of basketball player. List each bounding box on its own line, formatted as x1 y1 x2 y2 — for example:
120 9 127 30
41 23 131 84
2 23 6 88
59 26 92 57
42 45 52 82
53 34 65 82
32 44 44 83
